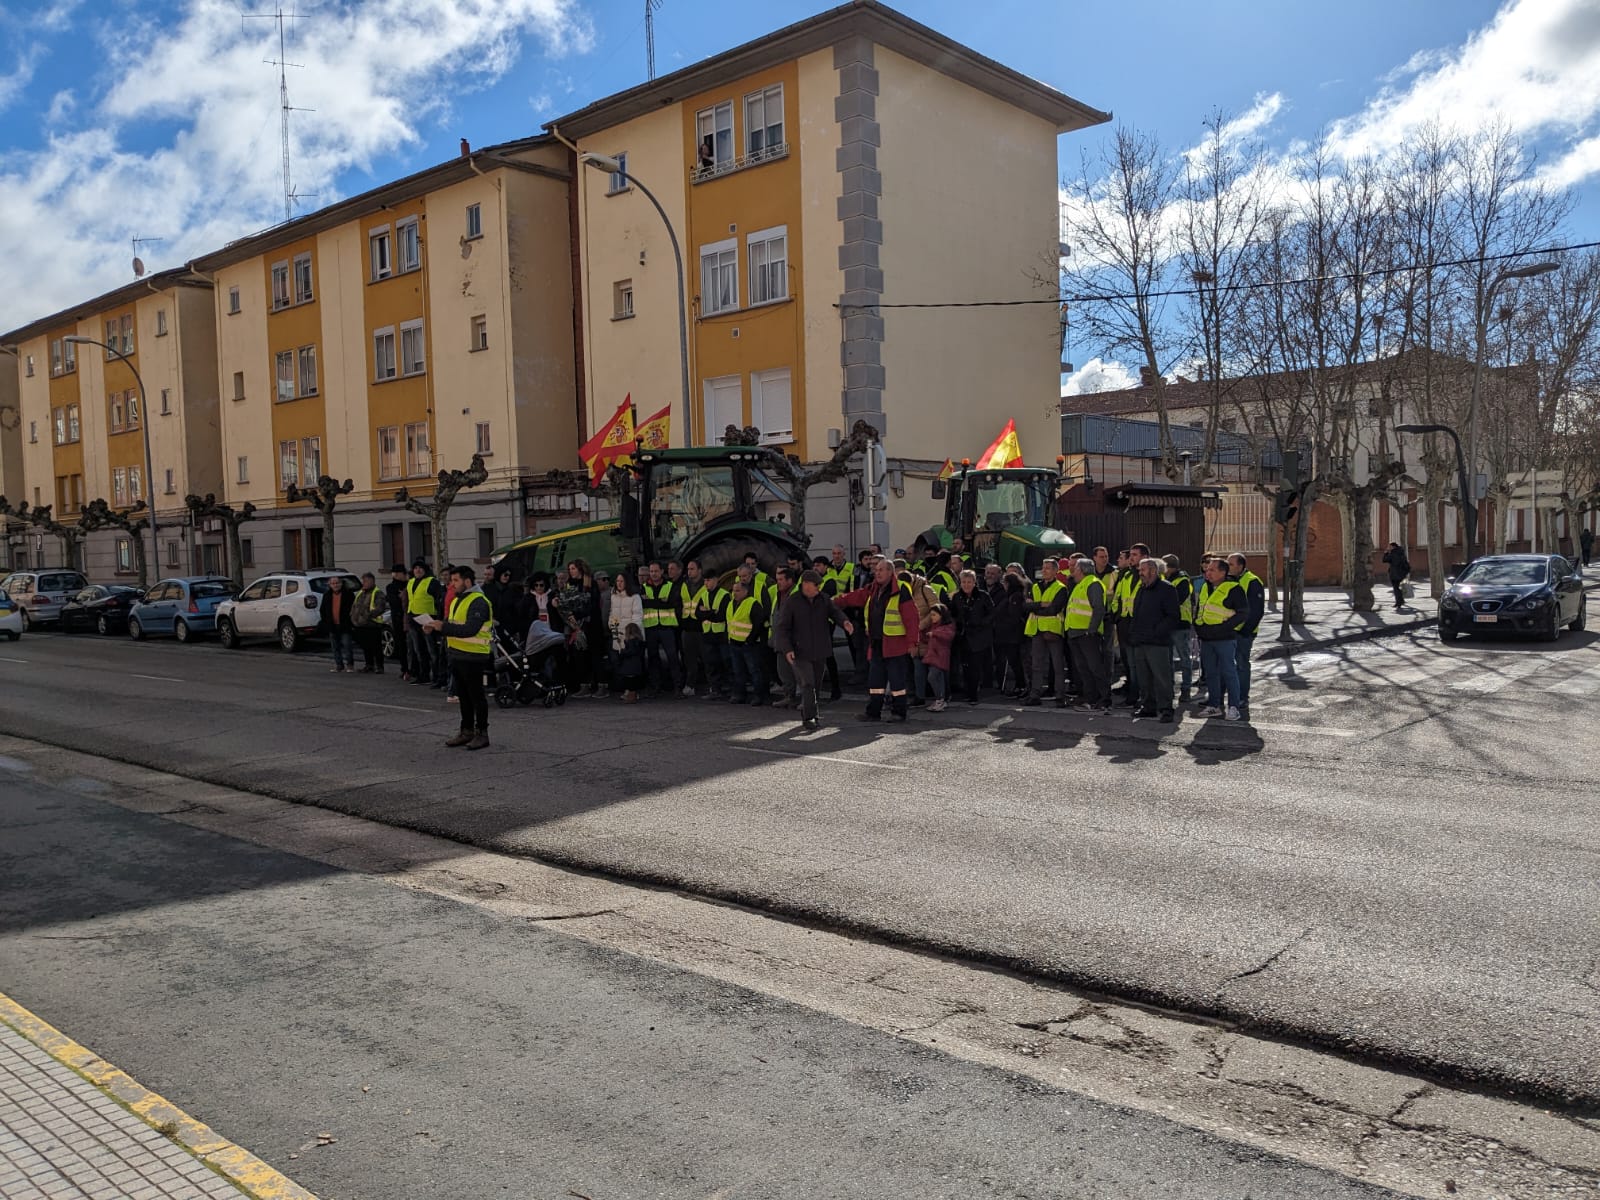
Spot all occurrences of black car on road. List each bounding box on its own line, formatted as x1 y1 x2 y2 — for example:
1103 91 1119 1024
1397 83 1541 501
1438 554 1586 642
58 585 144 637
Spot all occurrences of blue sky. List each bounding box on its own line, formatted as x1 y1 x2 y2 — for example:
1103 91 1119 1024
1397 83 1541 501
2 0 1598 333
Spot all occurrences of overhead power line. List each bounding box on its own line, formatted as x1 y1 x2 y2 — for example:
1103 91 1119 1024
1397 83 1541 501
835 239 1600 312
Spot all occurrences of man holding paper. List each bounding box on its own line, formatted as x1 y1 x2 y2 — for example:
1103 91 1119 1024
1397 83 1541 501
416 565 494 750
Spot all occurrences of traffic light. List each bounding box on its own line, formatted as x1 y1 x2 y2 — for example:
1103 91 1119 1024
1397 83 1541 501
1274 487 1301 526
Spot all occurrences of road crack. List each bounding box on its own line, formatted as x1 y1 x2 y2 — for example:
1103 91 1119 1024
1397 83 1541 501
524 908 631 923
1214 926 1312 995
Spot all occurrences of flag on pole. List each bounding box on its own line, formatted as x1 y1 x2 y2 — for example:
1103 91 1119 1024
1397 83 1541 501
975 419 1023 469
636 402 671 450
578 395 637 485
937 458 957 481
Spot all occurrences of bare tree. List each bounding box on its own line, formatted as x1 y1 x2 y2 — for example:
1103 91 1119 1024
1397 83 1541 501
185 493 257 590
0 499 88 572
78 499 150 586
285 475 356 569
757 420 879 548
394 455 489 568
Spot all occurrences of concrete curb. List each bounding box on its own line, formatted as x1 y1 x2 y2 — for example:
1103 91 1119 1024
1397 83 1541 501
0 992 318 1200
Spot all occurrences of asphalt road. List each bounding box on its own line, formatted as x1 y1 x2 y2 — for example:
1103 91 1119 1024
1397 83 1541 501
0 766 1400 1199
1 624 1596 1107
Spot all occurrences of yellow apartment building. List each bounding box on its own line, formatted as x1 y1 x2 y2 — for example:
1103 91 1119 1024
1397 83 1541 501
2 270 222 576
548 0 1107 552
190 135 577 576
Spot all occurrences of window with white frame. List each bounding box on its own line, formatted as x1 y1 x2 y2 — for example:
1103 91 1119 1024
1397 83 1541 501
695 101 733 171
28 420 37 444
53 407 65 445
116 539 133 572
279 439 299 489
275 349 295 401
293 252 313 303
747 226 787 304
228 286 241 315
155 308 168 336
104 319 117 356
397 218 420 273
167 539 180 568
470 314 488 350
164 468 175 495
237 456 249 484
751 367 793 444
700 239 738 315
369 226 392 280
373 327 397 381
108 393 125 433
301 436 321 485
298 344 318 396
377 426 400 481
607 151 629 194
120 314 134 354
745 84 784 157
49 340 61 375
399 319 425 376
128 466 143 501
24 353 33 377
475 421 492 456
126 392 138 428
66 403 80 441
112 467 127 506
160 387 171 415
271 261 291 310
703 375 741 445
404 421 430 477
63 338 75 371
465 203 482 239
613 279 634 319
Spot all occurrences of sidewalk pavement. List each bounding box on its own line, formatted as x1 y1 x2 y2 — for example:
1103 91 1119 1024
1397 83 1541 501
0 995 311 1200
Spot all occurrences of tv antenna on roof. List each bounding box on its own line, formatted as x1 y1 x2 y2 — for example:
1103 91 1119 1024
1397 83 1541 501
242 3 317 223
645 0 664 81
131 236 164 278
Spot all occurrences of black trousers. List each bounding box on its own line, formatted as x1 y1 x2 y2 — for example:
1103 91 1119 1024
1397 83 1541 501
956 641 988 701
354 626 383 670
451 655 489 733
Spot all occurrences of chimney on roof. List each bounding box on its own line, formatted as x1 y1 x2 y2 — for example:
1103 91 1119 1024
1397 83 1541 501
460 138 471 158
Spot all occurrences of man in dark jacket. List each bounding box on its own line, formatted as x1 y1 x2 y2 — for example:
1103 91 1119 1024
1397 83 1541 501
1381 542 1410 610
772 570 854 730
422 565 494 750
320 573 356 673
1128 558 1181 722
384 564 411 676
1195 557 1248 719
949 570 994 704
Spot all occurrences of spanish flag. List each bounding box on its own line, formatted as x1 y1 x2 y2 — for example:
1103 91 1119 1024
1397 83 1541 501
975 419 1023 469
937 458 958 481
579 395 637 485
636 402 671 451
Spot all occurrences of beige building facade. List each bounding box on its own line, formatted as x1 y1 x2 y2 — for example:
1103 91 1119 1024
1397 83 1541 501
549 0 1107 553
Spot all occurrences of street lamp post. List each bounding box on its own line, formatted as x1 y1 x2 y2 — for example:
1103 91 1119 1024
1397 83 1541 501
1465 261 1559 559
579 153 691 446
1397 423 1472 565
65 336 159 574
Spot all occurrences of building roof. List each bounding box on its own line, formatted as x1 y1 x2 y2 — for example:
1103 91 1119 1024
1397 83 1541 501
545 0 1110 139
1 267 208 347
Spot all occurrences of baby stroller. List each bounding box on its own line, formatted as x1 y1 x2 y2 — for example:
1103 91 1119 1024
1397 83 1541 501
492 622 569 709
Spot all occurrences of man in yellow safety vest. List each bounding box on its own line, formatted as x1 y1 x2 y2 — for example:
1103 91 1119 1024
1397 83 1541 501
406 559 445 689
1064 555 1110 710
640 560 684 696
418 564 493 750
1022 557 1069 708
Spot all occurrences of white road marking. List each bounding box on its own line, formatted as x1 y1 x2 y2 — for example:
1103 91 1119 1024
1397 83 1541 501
1242 722 1359 737
1444 655 1549 693
730 745 911 770
1544 661 1600 696
129 673 184 683
0 656 28 664
354 700 436 713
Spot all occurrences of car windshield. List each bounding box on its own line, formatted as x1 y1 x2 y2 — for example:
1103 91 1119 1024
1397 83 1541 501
40 573 84 591
1458 559 1548 586
190 582 234 599
971 475 1053 530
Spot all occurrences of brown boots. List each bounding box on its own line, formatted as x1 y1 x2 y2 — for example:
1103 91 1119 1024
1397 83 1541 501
446 730 490 749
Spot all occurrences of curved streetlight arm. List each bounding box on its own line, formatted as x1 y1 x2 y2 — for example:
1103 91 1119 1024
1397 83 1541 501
580 154 691 446
1396 423 1474 562
64 335 160 571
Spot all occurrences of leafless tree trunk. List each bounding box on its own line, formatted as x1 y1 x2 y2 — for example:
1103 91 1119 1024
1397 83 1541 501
185 494 258 590
395 456 489 570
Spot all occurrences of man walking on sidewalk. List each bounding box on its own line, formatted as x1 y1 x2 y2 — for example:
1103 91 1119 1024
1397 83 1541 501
1129 557 1180 723
773 570 855 731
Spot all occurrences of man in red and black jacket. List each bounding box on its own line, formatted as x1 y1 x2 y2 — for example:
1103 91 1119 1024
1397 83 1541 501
839 558 919 723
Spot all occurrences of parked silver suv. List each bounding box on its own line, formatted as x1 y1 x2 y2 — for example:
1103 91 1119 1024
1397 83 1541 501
214 569 360 652
0 569 90 629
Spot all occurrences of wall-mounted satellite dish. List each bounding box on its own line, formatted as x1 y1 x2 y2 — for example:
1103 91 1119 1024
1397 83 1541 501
132 256 146 277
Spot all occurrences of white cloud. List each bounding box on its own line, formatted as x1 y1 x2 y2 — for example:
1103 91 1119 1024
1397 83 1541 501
1062 358 1138 396
0 46 40 113
1329 0 1600 164
0 0 592 332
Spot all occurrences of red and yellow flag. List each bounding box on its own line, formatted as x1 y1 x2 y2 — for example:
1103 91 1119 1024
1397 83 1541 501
636 402 671 451
579 395 637 485
937 458 958 481
975 419 1023 469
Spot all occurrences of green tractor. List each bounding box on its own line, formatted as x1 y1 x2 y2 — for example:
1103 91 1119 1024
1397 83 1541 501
928 464 1075 574
490 446 808 582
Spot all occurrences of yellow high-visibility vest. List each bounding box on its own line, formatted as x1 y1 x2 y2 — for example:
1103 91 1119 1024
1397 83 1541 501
1171 573 1194 623
445 592 493 655
727 597 758 643
406 575 438 617
1064 575 1104 633
867 583 910 638
642 582 679 628
1196 580 1241 627
702 588 728 636
1026 580 1065 637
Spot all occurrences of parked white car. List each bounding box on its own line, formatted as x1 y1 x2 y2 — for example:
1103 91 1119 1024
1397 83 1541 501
0 588 22 641
214 569 360 652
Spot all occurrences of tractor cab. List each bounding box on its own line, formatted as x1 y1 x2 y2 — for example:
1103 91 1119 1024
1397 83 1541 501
930 465 1073 574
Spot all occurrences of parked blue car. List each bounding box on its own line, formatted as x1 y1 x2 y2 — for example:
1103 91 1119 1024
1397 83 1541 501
127 577 237 643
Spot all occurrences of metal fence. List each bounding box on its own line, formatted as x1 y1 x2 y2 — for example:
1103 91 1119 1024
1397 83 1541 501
1208 488 1271 556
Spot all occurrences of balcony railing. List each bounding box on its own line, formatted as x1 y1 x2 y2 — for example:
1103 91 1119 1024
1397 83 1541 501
691 141 790 184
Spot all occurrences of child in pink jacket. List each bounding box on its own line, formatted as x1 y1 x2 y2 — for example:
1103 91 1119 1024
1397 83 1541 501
922 604 956 712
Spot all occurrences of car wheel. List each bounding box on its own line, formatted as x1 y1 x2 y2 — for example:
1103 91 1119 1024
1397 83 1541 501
218 618 240 650
278 618 301 653
3 631 18 642
1541 608 1561 642
96 615 110 636
19 610 30 632
129 618 145 641
381 626 396 660
174 618 190 644
1571 597 1587 632
60 615 74 634
1438 620 1458 643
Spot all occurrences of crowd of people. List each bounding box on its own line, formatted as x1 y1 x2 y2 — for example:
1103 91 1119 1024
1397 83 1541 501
334 539 1268 745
